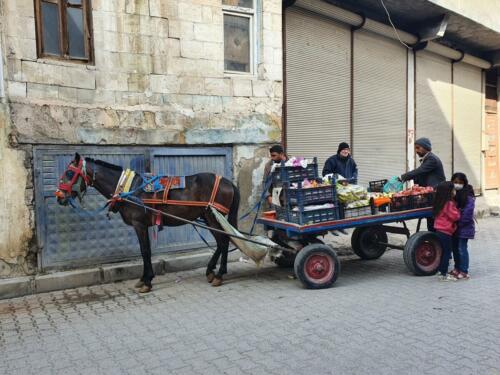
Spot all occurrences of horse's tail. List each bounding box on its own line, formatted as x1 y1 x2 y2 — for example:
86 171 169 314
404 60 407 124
228 182 240 231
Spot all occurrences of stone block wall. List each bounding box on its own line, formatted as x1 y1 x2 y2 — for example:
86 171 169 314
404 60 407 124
0 0 284 276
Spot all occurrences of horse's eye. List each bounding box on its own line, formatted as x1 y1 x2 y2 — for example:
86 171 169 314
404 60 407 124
66 170 75 179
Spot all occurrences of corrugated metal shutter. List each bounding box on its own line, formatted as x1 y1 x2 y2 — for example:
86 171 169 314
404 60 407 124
416 51 453 178
352 30 407 186
453 62 483 189
285 6 351 168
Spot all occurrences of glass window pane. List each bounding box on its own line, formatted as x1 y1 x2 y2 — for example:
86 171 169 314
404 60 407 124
41 2 61 55
67 7 86 58
68 0 82 4
222 0 253 9
224 15 250 73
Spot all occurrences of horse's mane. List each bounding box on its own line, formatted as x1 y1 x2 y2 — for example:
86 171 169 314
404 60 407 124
85 157 123 172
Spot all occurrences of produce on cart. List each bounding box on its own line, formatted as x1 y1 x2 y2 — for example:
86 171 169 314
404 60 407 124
272 158 341 225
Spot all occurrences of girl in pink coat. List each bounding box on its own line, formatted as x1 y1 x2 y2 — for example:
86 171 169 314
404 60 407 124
433 182 461 281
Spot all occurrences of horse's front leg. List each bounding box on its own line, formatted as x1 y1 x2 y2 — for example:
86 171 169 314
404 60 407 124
133 223 154 293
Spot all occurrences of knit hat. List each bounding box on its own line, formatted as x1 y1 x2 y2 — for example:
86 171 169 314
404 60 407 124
415 137 432 151
337 142 350 154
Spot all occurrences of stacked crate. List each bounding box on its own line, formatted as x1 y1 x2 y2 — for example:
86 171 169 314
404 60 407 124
272 158 341 225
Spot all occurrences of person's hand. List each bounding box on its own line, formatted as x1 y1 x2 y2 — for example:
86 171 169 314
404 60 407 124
397 176 403 182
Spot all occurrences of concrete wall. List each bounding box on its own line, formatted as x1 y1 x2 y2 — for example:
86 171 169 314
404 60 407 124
429 0 500 33
0 0 284 277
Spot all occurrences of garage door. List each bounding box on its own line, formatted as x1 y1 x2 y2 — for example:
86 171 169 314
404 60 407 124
285 6 351 169
453 62 483 190
416 51 453 178
353 30 407 186
34 146 232 270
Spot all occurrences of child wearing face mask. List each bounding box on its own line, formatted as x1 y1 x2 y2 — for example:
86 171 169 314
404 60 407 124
433 181 461 281
449 173 475 280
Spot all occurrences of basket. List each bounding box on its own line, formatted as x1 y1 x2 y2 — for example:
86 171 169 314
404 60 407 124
275 205 340 225
411 192 435 209
287 182 336 206
340 204 374 219
272 158 319 184
369 179 388 193
390 195 412 212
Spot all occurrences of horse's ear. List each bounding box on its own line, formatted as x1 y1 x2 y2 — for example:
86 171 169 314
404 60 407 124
75 153 81 164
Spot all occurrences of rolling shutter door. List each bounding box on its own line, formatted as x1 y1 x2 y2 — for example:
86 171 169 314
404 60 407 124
416 51 453 178
453 62 483 189
352 30 407 186
285 6 351 168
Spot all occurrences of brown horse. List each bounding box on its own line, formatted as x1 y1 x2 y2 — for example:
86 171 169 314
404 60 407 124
55 153 240 292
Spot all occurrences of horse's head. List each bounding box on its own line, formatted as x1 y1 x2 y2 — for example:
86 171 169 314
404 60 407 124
55 153 93 206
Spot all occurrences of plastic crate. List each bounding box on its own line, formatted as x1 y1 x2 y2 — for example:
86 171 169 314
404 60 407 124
390 195 412 212
340 204 374 219
272 158 319 184
411 192 435 209
275 205 340 225
369 179 388 193
287 182 336 206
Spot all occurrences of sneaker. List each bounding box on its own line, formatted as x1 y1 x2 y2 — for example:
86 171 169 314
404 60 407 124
441 274 458 282
456 272 470 280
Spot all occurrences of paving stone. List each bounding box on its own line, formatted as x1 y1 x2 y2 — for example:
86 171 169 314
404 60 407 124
0 218 499 374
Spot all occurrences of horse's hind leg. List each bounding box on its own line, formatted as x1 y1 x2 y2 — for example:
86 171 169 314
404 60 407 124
203 214 230 286
206 247 221 283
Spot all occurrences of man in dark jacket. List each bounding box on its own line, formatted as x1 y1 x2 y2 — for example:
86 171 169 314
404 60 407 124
400 137 445 188
263 145 287 206
401 137 445 231
322 142 358 183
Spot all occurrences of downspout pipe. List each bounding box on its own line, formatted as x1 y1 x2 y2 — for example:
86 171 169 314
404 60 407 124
292 0 491 69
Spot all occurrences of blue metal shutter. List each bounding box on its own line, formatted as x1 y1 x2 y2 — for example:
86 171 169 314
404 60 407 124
34 146 233 270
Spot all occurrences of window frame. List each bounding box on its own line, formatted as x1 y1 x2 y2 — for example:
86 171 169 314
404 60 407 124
34 0 94 64
222 2 256 75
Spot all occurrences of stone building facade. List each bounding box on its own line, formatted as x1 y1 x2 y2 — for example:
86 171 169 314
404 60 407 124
0 0 283 277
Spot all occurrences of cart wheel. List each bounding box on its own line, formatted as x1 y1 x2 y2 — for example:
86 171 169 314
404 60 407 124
403 231 442 276
274 238 323 268
294 244 340 289
351 226 388 260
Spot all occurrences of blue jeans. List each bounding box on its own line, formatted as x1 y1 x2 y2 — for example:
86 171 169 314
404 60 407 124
452 237 469 274
436 231 453 275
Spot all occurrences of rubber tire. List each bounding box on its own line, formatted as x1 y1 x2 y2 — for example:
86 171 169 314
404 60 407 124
294 244 340 289
274 238 324 268
403 231 442 276
351 226 388 260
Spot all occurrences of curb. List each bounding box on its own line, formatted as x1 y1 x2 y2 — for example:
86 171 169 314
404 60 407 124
0 249 242 301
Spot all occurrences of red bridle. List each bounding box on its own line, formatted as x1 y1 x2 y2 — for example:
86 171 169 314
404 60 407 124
55 159 92 198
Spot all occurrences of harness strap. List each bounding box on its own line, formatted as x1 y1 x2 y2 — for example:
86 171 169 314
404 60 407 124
209 175 221 205
141 175 230 215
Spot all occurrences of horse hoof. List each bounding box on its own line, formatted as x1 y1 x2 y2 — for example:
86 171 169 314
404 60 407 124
211 277 223 287
135 280 145 288
206 272 215 283
138 285 152 293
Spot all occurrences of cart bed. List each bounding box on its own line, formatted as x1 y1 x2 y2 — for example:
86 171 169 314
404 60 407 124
258 207 432 235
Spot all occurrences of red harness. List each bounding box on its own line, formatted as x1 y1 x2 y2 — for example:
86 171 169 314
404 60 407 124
57 159 91 194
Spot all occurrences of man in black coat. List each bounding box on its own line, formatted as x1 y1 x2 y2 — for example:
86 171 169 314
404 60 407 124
401 137 445 231
401 137 445 188
322 142 358 184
